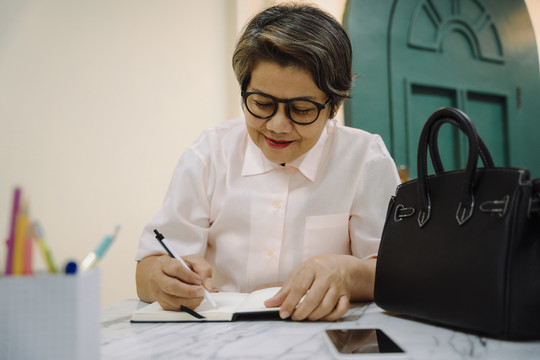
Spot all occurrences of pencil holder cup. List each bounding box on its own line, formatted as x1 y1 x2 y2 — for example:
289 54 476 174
0 269 101 360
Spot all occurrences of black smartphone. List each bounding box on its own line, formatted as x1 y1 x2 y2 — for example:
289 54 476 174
324 328 407 359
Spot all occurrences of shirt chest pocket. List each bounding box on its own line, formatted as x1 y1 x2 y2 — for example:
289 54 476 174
303 213 351 261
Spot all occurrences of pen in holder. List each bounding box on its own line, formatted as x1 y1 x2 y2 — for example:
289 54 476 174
0 269 101 360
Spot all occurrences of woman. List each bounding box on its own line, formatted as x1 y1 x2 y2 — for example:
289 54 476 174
135 3 400 322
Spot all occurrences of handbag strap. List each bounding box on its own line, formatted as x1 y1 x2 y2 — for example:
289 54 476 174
428 118 494 173
417 107 484 227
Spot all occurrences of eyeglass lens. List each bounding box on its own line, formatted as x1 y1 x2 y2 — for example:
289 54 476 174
245 93 321 124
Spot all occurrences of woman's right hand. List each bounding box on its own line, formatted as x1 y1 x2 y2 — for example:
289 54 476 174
136 253 213 310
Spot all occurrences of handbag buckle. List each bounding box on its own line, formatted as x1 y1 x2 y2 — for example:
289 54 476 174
394 204 416 222
479 195 510 218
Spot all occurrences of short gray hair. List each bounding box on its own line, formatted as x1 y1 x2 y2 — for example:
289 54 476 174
232 3 354 118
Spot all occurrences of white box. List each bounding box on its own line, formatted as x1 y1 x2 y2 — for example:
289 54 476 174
0 269 101 360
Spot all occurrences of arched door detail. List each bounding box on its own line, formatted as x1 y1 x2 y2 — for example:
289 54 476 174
408 0 504 63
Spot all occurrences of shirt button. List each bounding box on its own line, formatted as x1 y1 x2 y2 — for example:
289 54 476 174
266 250 275 258
272 201 281 209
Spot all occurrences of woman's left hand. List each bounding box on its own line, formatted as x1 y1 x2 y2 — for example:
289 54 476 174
264 254 376 321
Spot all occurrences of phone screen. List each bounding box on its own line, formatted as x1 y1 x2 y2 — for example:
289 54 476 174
325 329 405 355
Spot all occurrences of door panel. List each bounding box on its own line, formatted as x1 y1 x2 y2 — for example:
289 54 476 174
464 92 508 167
408 84 458 177
407 84 509 177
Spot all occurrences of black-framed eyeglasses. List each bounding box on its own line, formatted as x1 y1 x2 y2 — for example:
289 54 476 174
241 91 330 125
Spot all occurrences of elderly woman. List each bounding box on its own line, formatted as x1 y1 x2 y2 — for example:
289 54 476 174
135 3 399 322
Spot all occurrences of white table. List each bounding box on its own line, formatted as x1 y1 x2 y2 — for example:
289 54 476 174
101 300 540 359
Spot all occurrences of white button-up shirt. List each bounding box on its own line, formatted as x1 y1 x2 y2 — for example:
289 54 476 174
136 118 400 293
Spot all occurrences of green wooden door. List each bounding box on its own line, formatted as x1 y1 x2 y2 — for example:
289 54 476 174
344 0 540 179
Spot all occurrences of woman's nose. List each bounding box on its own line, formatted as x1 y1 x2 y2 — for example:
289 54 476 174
265 104 293 133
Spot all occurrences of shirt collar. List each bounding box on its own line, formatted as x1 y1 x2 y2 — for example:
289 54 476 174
242 119 332 182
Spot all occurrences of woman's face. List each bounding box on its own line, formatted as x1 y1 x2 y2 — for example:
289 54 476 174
244 61 331 165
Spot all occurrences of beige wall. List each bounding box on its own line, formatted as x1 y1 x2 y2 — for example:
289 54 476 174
0 0 538 306
0 0 236 306
526 0 540 62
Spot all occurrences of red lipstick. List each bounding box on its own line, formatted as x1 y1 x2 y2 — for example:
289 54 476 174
266 137 292 149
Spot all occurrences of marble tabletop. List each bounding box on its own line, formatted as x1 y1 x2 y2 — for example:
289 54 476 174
101 300 540 359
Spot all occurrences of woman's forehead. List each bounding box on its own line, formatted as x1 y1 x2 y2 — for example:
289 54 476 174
248 61 324 101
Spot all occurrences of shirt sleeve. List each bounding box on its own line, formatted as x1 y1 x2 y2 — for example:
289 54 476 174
135 148 211 261
349 137 400 258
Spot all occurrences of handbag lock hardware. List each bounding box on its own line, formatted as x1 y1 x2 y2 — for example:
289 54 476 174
479 195 510 217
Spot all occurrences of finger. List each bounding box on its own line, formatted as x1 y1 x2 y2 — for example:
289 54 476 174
320 294 350 322
161 256 203 286
264 285 289 308
153 273 206 311
290 281 328 321
159 272 206 300
156 292 204 311
304 286 338 321
184 255 213 290
279 274 315 319
203 278 213 292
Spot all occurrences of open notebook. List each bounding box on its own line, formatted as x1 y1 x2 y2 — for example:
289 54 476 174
130 287 281 322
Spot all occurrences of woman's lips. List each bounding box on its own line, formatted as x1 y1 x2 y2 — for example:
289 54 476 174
265 137 293 149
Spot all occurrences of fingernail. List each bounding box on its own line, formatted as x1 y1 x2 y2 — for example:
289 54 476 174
280 310 289 319
196 287 205 297
204 279 212 291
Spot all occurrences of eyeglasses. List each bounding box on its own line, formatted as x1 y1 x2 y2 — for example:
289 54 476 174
241 91 330 125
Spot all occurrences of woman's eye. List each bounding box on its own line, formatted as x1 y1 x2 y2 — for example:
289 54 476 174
291 106 315 114
255 101 274 109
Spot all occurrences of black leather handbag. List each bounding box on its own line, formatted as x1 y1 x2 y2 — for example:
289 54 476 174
374 107 540 339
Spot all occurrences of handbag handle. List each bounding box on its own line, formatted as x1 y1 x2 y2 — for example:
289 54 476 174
417 107 490 227
428 119 494 173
